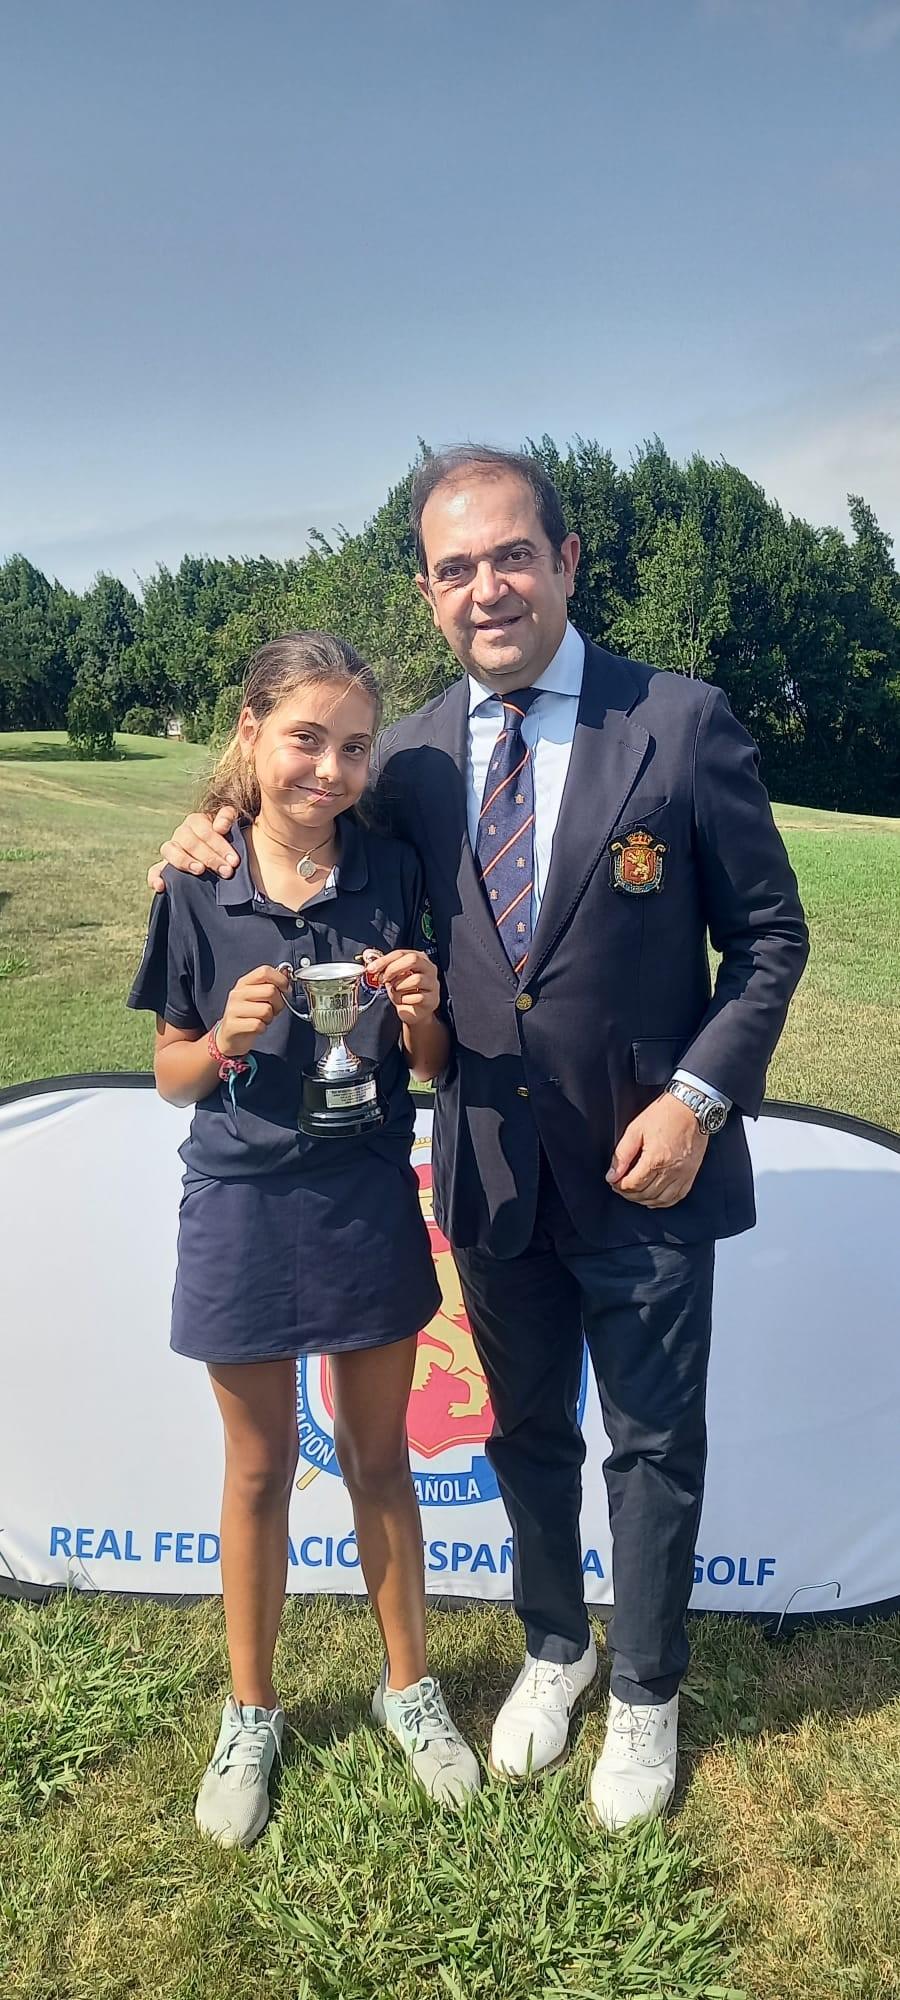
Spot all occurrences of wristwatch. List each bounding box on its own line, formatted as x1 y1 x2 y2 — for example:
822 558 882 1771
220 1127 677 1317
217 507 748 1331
664 1078 729 1135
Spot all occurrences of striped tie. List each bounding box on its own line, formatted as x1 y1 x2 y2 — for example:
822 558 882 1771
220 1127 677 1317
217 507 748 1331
475 687 539 974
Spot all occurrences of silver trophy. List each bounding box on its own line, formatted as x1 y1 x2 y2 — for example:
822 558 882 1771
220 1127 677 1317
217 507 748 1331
278 960 386 1136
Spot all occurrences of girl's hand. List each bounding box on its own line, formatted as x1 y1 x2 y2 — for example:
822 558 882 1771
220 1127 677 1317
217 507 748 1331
217 965 290 1058
364 949 440 1026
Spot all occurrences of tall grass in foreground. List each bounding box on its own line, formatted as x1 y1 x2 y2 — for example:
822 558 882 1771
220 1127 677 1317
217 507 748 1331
3 1595 900 1997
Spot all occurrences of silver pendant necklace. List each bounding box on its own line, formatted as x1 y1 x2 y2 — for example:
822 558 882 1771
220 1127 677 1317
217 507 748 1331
296 835 334 880
251 817 335 880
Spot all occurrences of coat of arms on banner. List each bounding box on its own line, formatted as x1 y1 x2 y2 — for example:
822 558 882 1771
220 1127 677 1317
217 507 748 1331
296 1142 588 1508
609 826 667 893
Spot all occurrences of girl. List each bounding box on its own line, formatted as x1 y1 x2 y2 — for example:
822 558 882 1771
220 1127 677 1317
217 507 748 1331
129 632 479 1847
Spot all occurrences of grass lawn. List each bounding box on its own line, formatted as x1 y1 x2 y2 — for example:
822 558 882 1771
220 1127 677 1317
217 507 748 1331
1 733 899 1999
1 733 898 1129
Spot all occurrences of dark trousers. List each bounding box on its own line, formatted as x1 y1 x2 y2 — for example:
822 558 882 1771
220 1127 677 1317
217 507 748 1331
454 1157 715 1705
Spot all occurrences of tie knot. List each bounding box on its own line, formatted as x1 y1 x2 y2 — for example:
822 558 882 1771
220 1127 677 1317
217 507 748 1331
502 687 540 727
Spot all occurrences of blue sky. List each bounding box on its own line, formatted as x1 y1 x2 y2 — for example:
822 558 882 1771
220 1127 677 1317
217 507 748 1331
2 0 899 592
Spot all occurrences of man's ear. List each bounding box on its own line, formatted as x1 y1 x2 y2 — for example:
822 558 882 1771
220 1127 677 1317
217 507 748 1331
560 532 580 599
415 572 442 631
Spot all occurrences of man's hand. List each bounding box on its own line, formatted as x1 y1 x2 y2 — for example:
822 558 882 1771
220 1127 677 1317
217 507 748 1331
363 949 441 1026
607 1092 709 1208
147 806 240 893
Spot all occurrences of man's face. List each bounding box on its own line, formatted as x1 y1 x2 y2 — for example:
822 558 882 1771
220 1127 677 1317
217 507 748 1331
416 471 580 691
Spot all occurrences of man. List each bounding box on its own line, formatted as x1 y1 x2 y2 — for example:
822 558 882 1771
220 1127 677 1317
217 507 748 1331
151 446 808 1828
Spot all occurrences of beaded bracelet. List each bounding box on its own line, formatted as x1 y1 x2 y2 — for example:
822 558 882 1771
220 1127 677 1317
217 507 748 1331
207 1021 252 1080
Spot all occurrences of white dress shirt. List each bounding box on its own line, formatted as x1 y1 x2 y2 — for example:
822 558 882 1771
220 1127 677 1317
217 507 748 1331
465 622 729 1111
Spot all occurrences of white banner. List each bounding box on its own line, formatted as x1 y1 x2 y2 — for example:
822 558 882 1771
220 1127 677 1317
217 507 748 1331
1 1080 899 1621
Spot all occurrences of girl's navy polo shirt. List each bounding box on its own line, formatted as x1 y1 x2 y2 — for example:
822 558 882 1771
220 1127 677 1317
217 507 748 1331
128 816 434 1181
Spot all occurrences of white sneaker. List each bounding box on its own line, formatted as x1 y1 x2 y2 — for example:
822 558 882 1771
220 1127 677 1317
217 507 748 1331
589 1692 678 1830
372 1670 481 1805
195 1696 285 1848
489 1635 598 1780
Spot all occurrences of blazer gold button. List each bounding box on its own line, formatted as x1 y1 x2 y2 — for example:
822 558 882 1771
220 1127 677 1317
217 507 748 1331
515 993 533 1012
516 1085 530 1098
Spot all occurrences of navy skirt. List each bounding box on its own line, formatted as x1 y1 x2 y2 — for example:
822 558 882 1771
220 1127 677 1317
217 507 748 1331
170 1152 441 1363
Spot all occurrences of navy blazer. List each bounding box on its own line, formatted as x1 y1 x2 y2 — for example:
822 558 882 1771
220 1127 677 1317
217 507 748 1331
371 636 809 1258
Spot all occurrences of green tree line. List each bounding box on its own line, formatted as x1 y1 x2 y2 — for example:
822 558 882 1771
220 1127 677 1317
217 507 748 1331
2 438 898 811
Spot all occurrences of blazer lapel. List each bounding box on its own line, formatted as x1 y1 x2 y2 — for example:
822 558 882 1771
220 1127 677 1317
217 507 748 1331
419 675 518 986
526 641 649 981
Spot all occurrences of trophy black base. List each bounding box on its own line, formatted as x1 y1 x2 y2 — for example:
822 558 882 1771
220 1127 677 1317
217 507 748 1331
298 1059 386 1138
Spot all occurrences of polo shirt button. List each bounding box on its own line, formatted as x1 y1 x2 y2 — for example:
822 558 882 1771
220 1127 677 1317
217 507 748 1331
516 1085 530 1099
515 993 533 1012
299 956 311 969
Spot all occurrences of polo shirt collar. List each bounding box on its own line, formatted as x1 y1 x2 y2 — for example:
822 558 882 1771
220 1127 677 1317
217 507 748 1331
333 812 368 891
467 619 586 716
215 813 368 906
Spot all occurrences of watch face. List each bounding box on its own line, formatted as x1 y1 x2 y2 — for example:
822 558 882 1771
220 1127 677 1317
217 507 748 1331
703 1101 728 1134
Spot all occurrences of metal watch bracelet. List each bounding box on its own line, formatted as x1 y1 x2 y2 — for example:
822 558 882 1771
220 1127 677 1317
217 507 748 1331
664 1078 729 1135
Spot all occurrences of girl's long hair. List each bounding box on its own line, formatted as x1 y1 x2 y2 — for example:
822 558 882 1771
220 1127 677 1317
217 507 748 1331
201 631 381 820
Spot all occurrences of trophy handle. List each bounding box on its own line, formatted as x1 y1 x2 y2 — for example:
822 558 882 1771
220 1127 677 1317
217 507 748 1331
276 962 311 1022
357 978 382 1012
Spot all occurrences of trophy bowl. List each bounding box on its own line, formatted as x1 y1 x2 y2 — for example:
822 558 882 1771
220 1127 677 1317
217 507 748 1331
284 961 387 1137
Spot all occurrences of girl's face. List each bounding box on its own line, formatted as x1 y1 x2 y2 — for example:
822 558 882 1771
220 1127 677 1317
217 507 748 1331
240 679 375 830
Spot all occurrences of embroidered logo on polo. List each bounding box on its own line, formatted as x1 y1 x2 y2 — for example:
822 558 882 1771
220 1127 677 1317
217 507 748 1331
420 898 438 962
609 826 668 894
296 1151 589 1507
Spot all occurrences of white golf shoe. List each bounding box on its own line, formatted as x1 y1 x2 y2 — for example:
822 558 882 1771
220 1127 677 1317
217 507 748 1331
489 1634 598 1779
589 1691 678 1830
373 1670 481 1805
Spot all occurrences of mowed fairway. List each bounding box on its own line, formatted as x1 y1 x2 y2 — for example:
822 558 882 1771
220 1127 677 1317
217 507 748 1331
1 733 899 2000
1 733 898 1128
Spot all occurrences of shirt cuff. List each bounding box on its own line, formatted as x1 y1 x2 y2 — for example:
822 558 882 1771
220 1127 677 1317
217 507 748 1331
672 1069 732 1111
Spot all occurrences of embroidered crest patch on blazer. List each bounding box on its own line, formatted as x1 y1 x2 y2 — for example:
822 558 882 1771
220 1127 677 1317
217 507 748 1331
609 827 668 894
